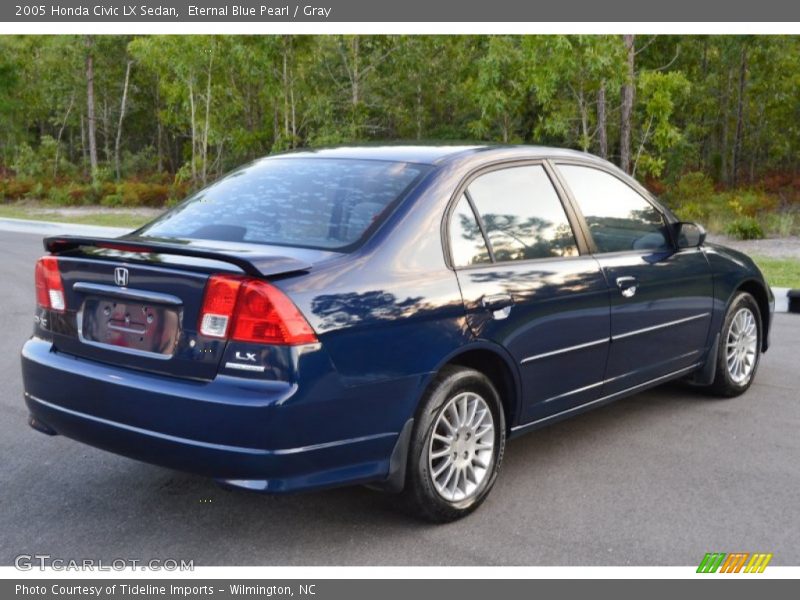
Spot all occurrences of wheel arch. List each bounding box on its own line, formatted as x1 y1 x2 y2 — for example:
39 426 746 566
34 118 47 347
735 278 771 351
421 342 522 432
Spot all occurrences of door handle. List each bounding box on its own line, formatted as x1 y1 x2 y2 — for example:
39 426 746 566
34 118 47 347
481 293 513 311
616 276 638 298
481 294 513 319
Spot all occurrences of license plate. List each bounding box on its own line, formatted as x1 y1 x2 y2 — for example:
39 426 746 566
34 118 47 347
81 297 180 356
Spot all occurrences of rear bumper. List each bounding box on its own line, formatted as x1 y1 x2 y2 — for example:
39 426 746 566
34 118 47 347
21 337 419 493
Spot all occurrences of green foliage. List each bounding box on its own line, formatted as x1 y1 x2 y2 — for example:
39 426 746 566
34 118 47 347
725 216 765 240
0 34 798 218
664 171 715 210
633 71 691 177
762 212 797 237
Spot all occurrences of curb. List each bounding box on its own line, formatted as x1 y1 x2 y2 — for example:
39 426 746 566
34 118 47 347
772 287 800 314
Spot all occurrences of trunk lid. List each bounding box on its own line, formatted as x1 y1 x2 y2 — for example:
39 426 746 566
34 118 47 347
42 235 324 381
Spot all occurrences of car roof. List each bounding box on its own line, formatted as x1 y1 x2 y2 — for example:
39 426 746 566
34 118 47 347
266 144 606 167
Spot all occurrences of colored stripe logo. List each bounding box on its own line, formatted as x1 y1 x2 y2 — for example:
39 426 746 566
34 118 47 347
697 552 773 573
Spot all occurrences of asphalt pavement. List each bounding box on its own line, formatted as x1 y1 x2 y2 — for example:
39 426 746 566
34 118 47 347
0 229 798 566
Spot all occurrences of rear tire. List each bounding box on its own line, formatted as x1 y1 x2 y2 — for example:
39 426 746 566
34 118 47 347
705 292 762 397
400 366 505 523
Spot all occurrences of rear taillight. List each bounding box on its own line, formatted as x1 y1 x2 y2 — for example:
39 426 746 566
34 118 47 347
199 274 317 345
198 275 242 338
34 256 66 312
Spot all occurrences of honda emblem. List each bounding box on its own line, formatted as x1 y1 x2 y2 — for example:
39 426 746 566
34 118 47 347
114 267 129 287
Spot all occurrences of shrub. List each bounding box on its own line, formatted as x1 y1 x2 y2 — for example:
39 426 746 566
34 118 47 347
25 181 47 200
12 143 43 178
666 171 715 207
763 211 797 237
674 201 709 223
725 217 764 240
121 146 157 176
0 178 33 200
100 193 124 207
115 182 170 207
46 186 72 206
723 190 777 217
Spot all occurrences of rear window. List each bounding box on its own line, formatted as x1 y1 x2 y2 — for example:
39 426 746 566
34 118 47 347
138 158 429 250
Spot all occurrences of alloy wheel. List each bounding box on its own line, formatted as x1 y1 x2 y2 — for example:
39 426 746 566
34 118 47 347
428 391 495 502
725 307 758 385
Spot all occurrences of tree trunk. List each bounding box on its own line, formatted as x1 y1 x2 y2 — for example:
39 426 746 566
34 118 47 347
597 81 608 159
351 36 360 106
155 81 163 172
114 60 133 181
578 87 589 152
85 38 99 181
351 36 360 138
282 41 289 143
416 81 423 140
720 67 733 184
732 45 748 187
80 113 88 175
102 97 111 163
53 93 76 179
273 107 280 147
201 48 214 185
290 82 296 147
188 78 197 183
619 35 635 174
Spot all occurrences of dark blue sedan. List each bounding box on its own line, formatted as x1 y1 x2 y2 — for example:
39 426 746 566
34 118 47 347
21 145 773 521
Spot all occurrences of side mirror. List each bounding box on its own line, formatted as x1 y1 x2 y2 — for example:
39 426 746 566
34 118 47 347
675 222 706 249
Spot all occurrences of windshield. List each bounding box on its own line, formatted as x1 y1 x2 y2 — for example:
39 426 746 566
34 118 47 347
138 158 429 250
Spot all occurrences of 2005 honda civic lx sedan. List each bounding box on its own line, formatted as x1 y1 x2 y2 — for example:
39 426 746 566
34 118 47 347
21 145 773 521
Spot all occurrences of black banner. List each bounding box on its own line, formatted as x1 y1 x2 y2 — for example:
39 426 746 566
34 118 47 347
5 580 799 600
3 0 800 22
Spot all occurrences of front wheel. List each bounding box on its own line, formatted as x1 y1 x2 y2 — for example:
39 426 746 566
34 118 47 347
706 291 762 397
400 366 506 523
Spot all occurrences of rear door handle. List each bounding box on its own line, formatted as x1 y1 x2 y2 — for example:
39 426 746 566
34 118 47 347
481 293 513 311
481 294 513 319
616 276 638 298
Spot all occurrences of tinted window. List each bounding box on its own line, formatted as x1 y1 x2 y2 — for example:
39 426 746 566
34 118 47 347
138 158 428 250
558 165 669 253
450 195 491 267
467 165 578 262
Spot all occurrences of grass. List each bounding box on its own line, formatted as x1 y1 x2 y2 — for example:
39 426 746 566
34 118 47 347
752 256 800 289
0 203 155 229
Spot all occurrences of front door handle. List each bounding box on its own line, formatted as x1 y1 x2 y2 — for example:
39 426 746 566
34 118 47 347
481 293 513 319
616 276 638 298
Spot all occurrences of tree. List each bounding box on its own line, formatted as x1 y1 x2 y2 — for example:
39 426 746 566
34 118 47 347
620 34 635 173
114 60 133 180
470 36 526 143
85 36 99 181
631 70 691 177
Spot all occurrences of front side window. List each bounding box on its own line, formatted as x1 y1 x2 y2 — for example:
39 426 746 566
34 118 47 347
557 165 670 253
466 165 579 263
138 158 429 250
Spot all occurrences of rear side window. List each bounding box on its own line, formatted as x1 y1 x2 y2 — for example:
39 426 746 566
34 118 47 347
557 165 670 253
450 194 492 267
138 158 429 250
466 165 578 263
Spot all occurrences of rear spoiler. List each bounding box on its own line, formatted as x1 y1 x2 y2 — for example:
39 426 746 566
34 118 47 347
43 236 312 278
